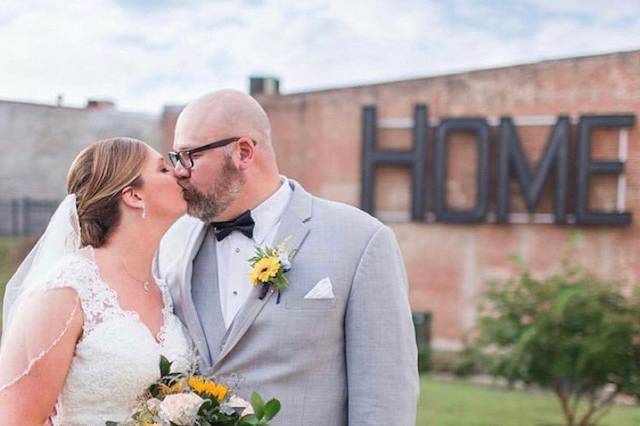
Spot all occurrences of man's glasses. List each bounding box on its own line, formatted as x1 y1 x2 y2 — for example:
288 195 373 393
168 137 254 170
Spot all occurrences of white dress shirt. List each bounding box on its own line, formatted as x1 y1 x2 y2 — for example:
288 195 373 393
216 177 292 328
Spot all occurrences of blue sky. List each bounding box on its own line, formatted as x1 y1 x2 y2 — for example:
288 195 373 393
0 0 638 113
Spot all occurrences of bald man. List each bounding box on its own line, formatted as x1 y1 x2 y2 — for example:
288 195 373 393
156 90 419 426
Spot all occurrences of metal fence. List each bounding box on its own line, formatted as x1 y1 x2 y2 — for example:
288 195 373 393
0 198 59 237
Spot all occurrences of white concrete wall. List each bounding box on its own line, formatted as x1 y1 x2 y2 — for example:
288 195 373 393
0 102 161 200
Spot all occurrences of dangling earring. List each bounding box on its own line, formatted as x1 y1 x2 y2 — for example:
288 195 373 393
141 204 147 219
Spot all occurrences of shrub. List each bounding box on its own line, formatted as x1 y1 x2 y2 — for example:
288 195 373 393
417 344 431 374
474 243 640 426
428 347 489 377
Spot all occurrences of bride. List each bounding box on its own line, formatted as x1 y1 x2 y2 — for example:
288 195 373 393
0 137 195 425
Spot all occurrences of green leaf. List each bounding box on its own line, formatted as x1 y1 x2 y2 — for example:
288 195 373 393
159 355 172 377
198 398 214 415
250 391 265 419
263 399 281 421
238 414 261 425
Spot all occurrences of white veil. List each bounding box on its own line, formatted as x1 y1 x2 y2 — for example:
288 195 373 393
0 194 82 392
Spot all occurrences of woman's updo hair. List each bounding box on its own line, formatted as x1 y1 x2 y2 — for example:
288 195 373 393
66 137 148 248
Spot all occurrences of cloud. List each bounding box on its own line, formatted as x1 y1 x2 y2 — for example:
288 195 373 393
0 0 637 113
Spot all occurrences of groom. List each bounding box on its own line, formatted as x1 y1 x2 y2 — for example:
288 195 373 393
156 89 419 425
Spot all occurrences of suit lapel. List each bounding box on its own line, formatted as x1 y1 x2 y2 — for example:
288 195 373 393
212 180 312 369
179 221 213 366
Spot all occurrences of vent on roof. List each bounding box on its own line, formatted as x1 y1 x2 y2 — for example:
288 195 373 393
86 99 115 110
249 77 280 96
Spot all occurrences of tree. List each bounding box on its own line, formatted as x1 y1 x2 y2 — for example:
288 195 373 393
475 241 640 426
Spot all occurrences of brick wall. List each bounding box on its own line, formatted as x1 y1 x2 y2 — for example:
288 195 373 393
164 50 640 349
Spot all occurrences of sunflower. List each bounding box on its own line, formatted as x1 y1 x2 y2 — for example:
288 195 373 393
250 256 281 285
187 376 229 401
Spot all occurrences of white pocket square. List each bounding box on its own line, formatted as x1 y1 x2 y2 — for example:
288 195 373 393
304 277 335 299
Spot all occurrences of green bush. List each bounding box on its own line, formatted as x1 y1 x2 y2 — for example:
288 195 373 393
430 347 489 377
417 344 431 374
474 241 640 426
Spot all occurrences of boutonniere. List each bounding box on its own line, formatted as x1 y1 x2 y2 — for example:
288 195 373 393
249 239 295 304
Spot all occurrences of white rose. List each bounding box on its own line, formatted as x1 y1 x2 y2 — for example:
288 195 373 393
226 394 255 416
158 393 204 425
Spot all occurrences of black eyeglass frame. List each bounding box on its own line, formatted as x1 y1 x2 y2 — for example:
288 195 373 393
167 137 255 170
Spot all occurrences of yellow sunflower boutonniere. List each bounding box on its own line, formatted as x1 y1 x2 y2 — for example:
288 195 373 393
249 239 295 304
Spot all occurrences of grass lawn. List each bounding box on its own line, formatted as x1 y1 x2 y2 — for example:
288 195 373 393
417 376 640 426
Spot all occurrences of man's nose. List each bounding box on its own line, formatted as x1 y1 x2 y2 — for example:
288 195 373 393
172 163 191 178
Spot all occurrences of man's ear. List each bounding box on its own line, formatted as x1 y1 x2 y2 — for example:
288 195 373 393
236 137 255 170
121 186 144 210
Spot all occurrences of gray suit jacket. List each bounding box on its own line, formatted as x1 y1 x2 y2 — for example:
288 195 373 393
156 180 419 425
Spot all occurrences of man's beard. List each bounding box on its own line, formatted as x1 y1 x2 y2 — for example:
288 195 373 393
179 156 244 222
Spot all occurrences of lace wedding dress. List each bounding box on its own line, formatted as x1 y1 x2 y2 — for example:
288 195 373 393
42 247 195 425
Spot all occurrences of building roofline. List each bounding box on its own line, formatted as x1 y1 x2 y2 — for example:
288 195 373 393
0 98 86 111
0 98 158 118
274 48 640 97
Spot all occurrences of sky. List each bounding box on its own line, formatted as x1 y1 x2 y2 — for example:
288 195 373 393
0 0 639 114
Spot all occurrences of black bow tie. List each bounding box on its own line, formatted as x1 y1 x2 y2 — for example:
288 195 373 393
211 210 255 241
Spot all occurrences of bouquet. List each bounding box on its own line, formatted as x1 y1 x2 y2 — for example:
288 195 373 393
107 356 281 426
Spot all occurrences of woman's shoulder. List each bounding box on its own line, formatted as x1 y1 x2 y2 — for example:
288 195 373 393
42 246 101 293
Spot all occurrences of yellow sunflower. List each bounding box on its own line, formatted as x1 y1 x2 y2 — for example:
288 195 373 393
170 382 184 393
187 376 229 401
250 256 281 286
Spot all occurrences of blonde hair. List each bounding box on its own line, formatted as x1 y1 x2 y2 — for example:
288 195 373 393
66 137 148 247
